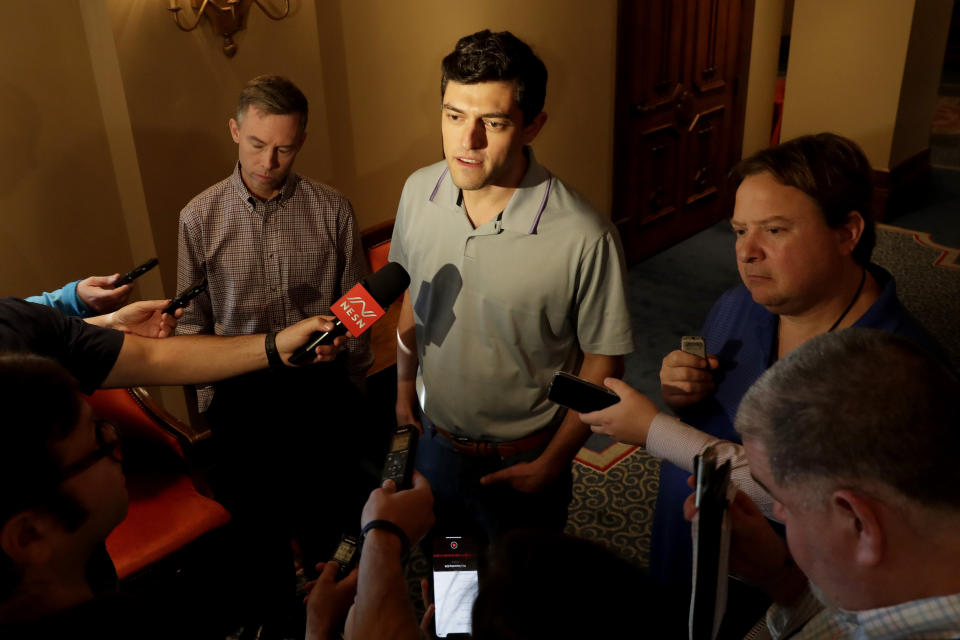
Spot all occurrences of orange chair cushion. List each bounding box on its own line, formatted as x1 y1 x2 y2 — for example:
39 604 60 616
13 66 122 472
86 389 183 458
106 473 231 579
366 241 391 273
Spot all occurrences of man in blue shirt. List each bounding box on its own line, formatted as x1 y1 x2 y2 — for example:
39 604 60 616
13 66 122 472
27 274 132 318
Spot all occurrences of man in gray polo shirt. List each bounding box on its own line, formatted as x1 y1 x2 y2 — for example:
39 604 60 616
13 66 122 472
389 30 633 541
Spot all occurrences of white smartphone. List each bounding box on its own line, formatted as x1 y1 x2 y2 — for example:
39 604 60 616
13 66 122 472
432 535 480 638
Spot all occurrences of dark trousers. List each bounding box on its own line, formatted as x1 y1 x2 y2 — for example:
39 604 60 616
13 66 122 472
205 363 368 630
415 416 573 549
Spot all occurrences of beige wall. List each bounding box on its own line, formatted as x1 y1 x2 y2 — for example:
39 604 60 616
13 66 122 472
782 0 916 169
106 0 619 296
742 0 786 158
0 1 132 298
781 0 951 171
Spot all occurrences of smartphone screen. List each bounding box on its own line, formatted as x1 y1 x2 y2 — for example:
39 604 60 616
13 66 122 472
432 535 479 638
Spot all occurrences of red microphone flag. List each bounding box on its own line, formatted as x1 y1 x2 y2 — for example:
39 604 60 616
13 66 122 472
331 282 386 337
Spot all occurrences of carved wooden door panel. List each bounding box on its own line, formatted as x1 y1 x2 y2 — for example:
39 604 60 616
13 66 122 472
613 0 752 263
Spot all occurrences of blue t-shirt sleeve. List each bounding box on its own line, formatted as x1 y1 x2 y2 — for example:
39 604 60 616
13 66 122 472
0 298 123 393
24 280 91 318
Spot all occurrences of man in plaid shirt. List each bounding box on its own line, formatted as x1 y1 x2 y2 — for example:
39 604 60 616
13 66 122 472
694 330 960 639
176 75 372 639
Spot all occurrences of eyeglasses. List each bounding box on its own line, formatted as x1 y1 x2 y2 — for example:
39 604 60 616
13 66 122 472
57 419 123 482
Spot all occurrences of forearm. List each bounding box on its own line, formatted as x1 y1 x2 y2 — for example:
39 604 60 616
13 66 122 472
102 333 267 387
541 353 623 467
347 531 421 640
646 413 775 518
83 314 112 329
396 294 419 412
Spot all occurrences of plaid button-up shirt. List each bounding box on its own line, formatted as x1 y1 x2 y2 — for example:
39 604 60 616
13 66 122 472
176 163 372 410
762 587 960 639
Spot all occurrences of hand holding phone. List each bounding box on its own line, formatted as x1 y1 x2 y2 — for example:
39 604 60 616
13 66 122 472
382 424 419 490
661 336 717 410
329 534 359 582
547 371 620 413
162 278 207 316
576 377 659 447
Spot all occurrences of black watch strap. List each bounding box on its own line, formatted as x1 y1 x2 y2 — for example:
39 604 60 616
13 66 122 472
265 331 286 370
360 519 411 558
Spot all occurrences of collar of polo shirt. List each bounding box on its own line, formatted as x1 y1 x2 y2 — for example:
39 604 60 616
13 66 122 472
429 147 554 235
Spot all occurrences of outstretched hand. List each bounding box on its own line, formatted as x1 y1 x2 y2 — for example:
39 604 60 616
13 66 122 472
97 300 181 338
78 274 133 314
304 560 358 640
580 377 659 446
275 315 348 365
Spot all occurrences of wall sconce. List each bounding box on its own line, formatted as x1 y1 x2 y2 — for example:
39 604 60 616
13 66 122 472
168 0 290 57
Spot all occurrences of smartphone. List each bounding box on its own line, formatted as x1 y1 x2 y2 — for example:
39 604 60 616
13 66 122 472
382 424 418 490
113 257 159 287
162 278 208 316
691 445 732 640
432 535 480 639
681 335 707 360
330 533 359 582
547 371 619 413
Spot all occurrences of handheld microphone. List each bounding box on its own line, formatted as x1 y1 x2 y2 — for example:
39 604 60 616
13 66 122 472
289 262 410 365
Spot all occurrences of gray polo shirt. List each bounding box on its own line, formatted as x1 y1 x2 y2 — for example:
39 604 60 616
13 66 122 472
389 151 633 441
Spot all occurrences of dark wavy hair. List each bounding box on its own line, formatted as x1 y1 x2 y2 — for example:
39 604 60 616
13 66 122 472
441 30 547 125
731 133 876 265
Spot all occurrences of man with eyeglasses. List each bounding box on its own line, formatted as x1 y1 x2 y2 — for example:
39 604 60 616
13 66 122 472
0 354 405 640
0 354 148 637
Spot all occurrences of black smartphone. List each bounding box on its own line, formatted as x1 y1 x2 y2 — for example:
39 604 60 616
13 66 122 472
162 278 208 316
330 533 359 582
547 371 620 413
432 535 479 639
690 446 732 640
382 424 418 490
113 257 159 287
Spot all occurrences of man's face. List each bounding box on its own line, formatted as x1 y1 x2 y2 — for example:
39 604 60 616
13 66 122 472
53 400 128 544
229 106 305 200
731 172 855 316
441 80 543 192
743 437 855 609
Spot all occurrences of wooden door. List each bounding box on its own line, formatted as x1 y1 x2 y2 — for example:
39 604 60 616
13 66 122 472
612 0 753 263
